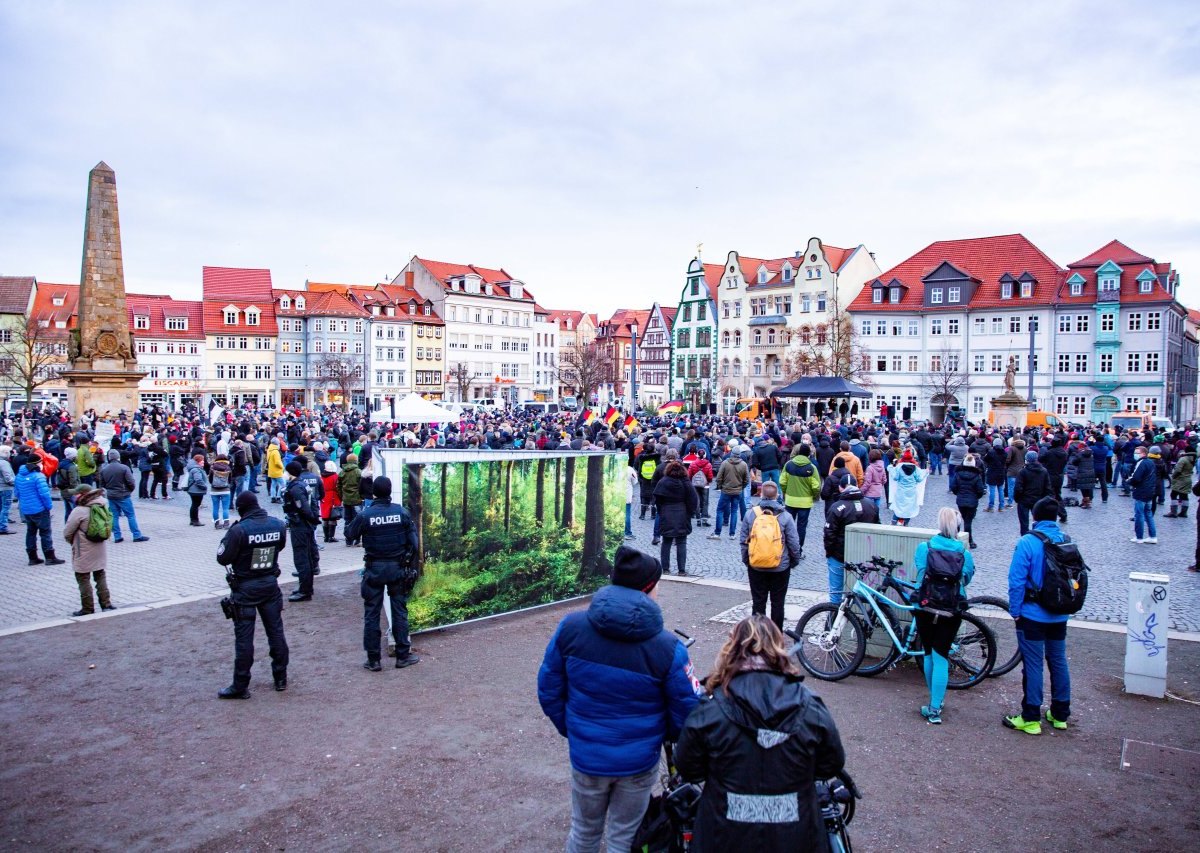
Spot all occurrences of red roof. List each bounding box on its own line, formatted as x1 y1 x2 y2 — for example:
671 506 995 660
846 234 1064 313
414 257 538 303
126 293 205 340
273 288 369 318
600 308 653 339
0 276 35 314
544 309 598 332
1188 308 1200 326
660 306 678 333
202 266 274 302
376 284 444 325
1067 239 1154 269
30 283 78 338
1055 248 1177 306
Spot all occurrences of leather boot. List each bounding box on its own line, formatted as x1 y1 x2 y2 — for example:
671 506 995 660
44 550 66 566
27 549 43 566
1165 506 1179 518
1180 506 1189 518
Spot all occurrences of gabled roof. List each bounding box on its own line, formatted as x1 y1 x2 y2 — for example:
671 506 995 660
0 276 36 314
30 283 78 338
377 284 444 325
544 309 598 332
1068 239 1154 269
273 288 369 318
126 293 205 340
846 234 1064 313
600 308 653 338
660 306 678 333
1054 253 1177 306
413 257 537 304
202 266 274 303
701 262 723 291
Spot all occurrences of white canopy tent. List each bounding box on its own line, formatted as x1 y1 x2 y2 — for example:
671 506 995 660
368 392 457 424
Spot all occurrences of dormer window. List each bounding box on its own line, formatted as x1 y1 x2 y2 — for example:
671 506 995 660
166 316 187 331
423 303 431 316
1070 282 1083 296
134 314 150 330
55 320 66 329
295 296 306 310
371 305 380 315
1000 282 1013 299
280 295 291 309
245 307 260 326
386 305 395 316
889 287 900 304
757 268 768 284
948 287 960 303
872 288 883 303
1140 280 1153 293
781 264 792 282
931 288 943 305
52 296 65 307
510 283 523 299
408 301 416 315
1020 282 1032 298
224 306 239 325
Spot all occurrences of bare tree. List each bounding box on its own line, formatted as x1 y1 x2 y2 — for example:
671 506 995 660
0 319 65 405
313 351 364 412
921 344 970 422
782 294 872 388
555 338 612 406
448 362 473 402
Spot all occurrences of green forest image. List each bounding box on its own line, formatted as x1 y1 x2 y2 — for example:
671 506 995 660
400 453 626 631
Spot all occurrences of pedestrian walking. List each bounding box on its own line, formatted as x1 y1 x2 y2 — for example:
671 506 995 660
861 448 887 512
779 443 821 559
63 486 114 616
184 453 208 526
946 435 968 491
283 459 322 602
1040 438 1068 500
1128 445 1159 544
345 477 421 671
15 456 66 565
537 546 700 853
709 446 749 541
336 453 363 546
98 449 150 543
686 447 713 526
1013 450 1051 536
266 438 285 503
1166 439 1196 519
887 450 928 526
216 492 289 699
57 446 81 523
636 441 661 521
951 454 985 549
653 460 697 575
984 439 1007 510
1004 497 1073 735
1074 445 1097 508
738 481 801 629
913 507 975 724
208 453 233 528
823 473 878 603
1004 436 1026 507
675 614 846 853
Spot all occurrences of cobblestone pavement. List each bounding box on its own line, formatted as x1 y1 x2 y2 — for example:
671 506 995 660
0 487 362 632
631 474 1200 632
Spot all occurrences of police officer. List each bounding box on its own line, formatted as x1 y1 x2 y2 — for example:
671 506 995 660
283 459 322 602
345 477 420 671
216 492 289 699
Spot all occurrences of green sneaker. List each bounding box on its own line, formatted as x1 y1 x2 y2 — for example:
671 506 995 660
1045 710 1068 730
1003 714 1041 735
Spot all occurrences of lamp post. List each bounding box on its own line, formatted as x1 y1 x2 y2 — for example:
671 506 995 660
628 322 639 412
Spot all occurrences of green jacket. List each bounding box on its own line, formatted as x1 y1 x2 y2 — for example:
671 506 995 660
1171 451 1195 495
779 455 821 509
337 462 363 506
76 445 96 477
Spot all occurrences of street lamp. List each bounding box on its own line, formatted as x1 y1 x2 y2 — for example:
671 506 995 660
628 322 639 411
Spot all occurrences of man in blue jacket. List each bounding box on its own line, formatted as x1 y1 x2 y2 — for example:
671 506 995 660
538 546 701 853
15 457 65 565
1127 445 1159 544
1004 497 1071 735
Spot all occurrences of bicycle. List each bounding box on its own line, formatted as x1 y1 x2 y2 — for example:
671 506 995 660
790 560 996 686
817 771 861 853
965 595 1021 677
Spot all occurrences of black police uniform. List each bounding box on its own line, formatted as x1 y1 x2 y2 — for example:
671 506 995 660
345 498 419 665
283 472 322 599
216 507 289 694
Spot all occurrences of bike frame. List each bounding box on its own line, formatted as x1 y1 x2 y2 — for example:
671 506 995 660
830 575 925 661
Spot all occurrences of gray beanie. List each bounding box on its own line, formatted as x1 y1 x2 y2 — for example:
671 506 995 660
107 449 121 462
1025 450 1038 464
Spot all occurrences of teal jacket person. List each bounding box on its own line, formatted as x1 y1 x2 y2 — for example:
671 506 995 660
914 533 975 592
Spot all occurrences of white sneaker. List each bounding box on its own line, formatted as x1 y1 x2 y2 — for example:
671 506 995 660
1129 537 1145 544
1144 537 1158 544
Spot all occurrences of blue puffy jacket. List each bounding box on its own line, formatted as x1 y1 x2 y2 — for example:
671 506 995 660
14 465 53 516
538 584 701 777
1008 520 1071 623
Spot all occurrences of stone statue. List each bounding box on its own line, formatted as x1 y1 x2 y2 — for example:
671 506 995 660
1003 355 1018 395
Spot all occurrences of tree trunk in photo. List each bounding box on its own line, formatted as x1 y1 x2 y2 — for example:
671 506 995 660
562 457 576 529
581 455 606 576
460 462 470 537
535 458 546 525
406 464 425 574
554 458 562 522
440 464 448 515
503 461 513 532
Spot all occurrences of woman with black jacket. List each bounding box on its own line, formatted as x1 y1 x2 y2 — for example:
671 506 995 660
951 454 986 548
676 615 846 852
653 460 697 575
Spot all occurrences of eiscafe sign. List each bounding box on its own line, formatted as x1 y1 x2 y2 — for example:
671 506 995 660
144 379 198 388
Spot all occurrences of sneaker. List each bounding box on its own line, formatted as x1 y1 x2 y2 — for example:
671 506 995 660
363 659 382 672
651 537 661 546
133 536 150 543
623 532 635 540
1045 710 1068 730
1144 537 1158 544
920 705 942 725
1003 714 1041 735
395 655 420 669
1129 537 1145 544
707 533 721 540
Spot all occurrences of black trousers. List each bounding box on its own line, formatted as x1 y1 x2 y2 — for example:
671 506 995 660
660 536 687 573
362 563 412 661
151 468 169 499
343 504 360 544
231 580 288 690
138 469 151 498
289 521 318 595
1049 474 1064 500
189 492 203 523
915 610 961 657
749 568 791 630
959 505 977 540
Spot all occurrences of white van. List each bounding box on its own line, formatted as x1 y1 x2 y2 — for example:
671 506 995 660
472 398 504 413
523 402 560 415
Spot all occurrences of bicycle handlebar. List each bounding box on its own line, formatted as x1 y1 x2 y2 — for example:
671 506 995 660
674 628 695 649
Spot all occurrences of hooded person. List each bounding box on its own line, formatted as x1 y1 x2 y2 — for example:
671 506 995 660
1013 450 1052 536
887 449 929 526
537 546 701 853
951 453 986 548
63 486 114 616
15 456 65 565
823 472 879 603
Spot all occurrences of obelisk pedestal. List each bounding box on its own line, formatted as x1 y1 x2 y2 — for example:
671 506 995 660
60 162 145 416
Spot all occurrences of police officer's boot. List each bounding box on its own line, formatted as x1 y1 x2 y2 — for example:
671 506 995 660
217 685 251 699
44 550 66 566
27 549 43 566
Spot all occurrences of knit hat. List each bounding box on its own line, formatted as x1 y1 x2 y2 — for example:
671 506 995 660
285 460 304 477
108 449 122 462
1033 496 1061 523
64 446 77 460
611 545 662 592
235 491 259 515
1025 450 1038 464
961 455 976 468
373 476 392 499
324 460 338 473
901 449 915 463
838 472 858 489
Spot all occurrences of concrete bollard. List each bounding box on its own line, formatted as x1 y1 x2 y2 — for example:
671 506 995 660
1124 572 1169 698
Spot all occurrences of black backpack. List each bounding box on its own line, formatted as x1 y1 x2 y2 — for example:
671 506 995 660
917 546 966 615
1028 532 1089 614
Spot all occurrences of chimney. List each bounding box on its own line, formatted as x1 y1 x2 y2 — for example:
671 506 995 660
405 270 415 288
794 251 801 259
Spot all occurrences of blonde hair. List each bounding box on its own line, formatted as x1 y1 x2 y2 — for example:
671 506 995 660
938 506 964 539
707 615 801 695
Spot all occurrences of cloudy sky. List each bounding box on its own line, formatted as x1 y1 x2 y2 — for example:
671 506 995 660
2 1 1198 316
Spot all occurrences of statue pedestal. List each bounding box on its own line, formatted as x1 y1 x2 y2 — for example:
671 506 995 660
990 393 1031 429
61 363 145 417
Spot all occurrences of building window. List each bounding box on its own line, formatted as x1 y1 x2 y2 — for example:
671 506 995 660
136 341 145 354
973 317 985 334
817 292 827 312
860 321 871 336
1128 313 1142 331
876 356 888 372
1029 316 1040 332
224 309 238 325
1100 353 1114 373
948 287 960 303
1010 316 1022 334
314 319 323 332
1127 353 1141 372
1057 354 1070 373
280 296 291 309
972 396 984 415
1147 312 1161 331
1058 315 1071 333
991 317 1002 334
1001 282 1013 299
907 355 919 372
1140 279 1153 294
948 318 959 335
1125 396 1141 411
889 287 900 303
891 321 902 336
931 288 943 305
891 355 902 372
1021 281 1033 298
134 315 149 330
930 319 942 335
908 320 919 336
1146 352 1159 372
165 317 187 331
991 354 1003 372
1075 315 1089 333
1074 354 1088 373
245 309 259 326
1055 396 1069 415
1070 282 1082 296
974 354 985 372
873 289 883 304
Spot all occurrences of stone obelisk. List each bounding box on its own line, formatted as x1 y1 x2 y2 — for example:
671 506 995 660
62 162 145 416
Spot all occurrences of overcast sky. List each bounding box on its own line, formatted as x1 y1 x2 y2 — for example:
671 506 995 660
2 1 1198 317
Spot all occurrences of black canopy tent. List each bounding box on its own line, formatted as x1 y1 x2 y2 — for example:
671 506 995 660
769 377 873 421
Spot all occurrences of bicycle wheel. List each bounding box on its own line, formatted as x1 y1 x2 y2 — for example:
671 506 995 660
967 595 1020 677
852 600 902 677
791 603 866 681
945 612 996 689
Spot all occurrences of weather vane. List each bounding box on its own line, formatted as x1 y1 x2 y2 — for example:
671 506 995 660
696 242 703 260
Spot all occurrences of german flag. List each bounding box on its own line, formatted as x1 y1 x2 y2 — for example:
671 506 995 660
658 400 684 416
623 415 639 431
578 408 597 425
604 406 620 427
